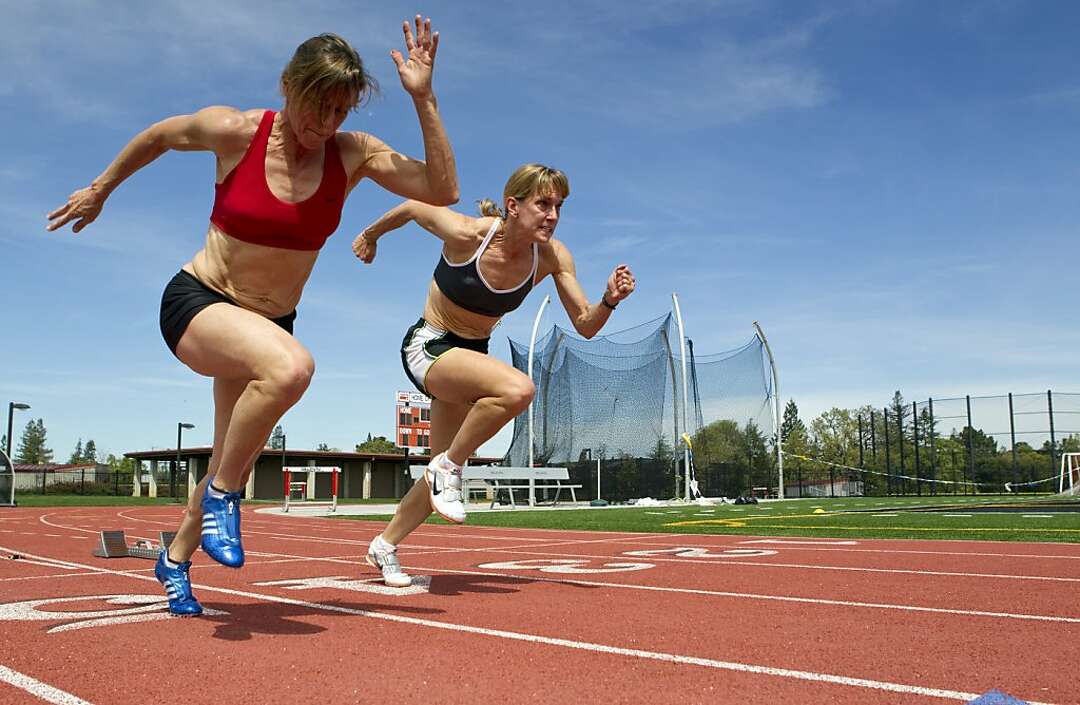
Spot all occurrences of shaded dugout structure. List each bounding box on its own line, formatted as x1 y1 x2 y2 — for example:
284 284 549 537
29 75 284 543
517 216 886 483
123 447 501 501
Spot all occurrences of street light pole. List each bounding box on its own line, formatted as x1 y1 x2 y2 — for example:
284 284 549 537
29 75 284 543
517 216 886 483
6 402 31 459
175 422 194 500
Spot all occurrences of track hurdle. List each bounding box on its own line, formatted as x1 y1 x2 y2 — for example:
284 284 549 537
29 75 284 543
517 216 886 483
282 466 340 512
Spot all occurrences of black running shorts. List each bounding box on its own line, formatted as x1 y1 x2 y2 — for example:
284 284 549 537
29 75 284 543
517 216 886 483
159 270 296 355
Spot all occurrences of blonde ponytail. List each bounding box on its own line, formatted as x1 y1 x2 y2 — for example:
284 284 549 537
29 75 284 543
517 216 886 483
476 199 503 218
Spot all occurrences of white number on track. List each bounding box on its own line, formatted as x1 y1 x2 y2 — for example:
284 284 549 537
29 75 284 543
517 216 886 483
478 559 654 574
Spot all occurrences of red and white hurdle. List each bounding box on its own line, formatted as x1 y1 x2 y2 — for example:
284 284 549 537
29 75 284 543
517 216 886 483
282 466 340 512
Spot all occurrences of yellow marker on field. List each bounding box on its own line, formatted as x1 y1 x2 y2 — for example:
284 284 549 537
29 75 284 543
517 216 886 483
813 508 826 514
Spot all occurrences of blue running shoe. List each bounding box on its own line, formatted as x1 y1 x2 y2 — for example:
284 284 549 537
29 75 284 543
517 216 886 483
200 485 245 567
155 551 203 616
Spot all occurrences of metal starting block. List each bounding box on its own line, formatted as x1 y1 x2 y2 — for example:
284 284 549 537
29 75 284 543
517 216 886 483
92 530 177 559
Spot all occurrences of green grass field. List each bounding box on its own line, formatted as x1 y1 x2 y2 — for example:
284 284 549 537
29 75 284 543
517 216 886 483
11 495 181 507
13 493 1080 543
344 494 1080 543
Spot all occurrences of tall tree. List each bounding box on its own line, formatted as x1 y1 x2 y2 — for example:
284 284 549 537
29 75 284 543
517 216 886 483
69 438 85 464
268 425 286 450
83 439 97 464
16 419 53 464
648 434 674 464
780 399 806 444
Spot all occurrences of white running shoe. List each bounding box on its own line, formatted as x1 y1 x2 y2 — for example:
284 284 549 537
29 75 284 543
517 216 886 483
426 452 466 524
366 535 413 588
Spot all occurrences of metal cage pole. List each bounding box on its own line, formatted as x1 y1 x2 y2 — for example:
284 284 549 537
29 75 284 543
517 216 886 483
753 321 783 500
671 294 691 500
526 295 551 474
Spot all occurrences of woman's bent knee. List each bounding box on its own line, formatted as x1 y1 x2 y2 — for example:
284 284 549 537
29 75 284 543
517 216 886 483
504 377 535 415
264 352 315 403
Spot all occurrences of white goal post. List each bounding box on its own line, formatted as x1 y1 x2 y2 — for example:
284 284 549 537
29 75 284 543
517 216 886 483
1060 453 1080 496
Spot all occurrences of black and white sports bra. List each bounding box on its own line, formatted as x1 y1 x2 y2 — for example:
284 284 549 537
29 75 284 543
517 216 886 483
433 219 537 317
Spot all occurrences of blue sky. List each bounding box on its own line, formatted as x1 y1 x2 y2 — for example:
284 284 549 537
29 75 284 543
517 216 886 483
2 0 1078 461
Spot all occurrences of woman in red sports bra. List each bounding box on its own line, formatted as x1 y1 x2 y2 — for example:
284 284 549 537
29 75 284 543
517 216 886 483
45 19 459 616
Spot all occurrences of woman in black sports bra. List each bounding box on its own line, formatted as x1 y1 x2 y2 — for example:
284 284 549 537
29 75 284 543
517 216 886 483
352 163 636 587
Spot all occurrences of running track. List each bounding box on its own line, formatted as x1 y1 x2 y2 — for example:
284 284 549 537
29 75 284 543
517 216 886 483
1 506 1078 704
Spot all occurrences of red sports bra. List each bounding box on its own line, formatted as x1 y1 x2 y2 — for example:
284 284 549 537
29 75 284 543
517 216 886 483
210 111 347 251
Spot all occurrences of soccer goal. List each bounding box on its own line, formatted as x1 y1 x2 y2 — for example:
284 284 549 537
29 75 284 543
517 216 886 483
1060 453 1080 496
0 448 15 507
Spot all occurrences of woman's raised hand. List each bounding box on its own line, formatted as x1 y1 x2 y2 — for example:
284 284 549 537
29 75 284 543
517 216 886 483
391 15 439 99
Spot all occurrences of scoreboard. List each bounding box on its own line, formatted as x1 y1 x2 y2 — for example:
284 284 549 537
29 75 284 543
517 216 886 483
395 391 431 454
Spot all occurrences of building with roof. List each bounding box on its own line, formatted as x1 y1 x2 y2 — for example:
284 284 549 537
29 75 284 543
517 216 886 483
123 447 502 500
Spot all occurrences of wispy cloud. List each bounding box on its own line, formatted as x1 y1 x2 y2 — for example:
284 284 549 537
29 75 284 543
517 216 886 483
1021 86 1080 108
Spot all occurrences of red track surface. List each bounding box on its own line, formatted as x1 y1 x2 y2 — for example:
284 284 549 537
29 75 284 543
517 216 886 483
1 506 1078 704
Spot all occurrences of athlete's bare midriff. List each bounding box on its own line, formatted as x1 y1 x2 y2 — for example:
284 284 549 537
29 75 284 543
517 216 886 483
423 280 500 339
184 223 318 318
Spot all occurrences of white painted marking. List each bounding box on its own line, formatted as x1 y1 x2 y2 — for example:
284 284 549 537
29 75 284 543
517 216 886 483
623 547 778 559
477 547 1080 583
741 539 859 546
940 514 973 518
253 575 431 596
873 513 898 517
644 512 666 515
0 664 95 705
3 557 82 570
478 559 654 574
0 594 226 633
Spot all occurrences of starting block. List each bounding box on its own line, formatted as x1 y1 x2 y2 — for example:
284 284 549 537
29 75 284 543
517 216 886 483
92 530 176 559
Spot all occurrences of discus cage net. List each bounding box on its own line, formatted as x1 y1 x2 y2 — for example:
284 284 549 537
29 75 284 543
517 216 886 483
504 302 780 503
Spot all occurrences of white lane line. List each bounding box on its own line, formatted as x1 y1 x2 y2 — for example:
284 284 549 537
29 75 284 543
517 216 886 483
940 514 973 518
0 664 95 705
1023 515 1054 518
151 546 1080 626
471 547 1080 583
0 545 1054 705
404 565 1080 625
741 539 859 546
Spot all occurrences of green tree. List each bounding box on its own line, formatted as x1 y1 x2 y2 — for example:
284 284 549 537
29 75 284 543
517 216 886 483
649 434 674 464
83 439 97 464
267 425 286 450
69 439 84 464
105 453 135 474
16 419 53 464
780 399 806 444
809 408 859 466
355 434 402 454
